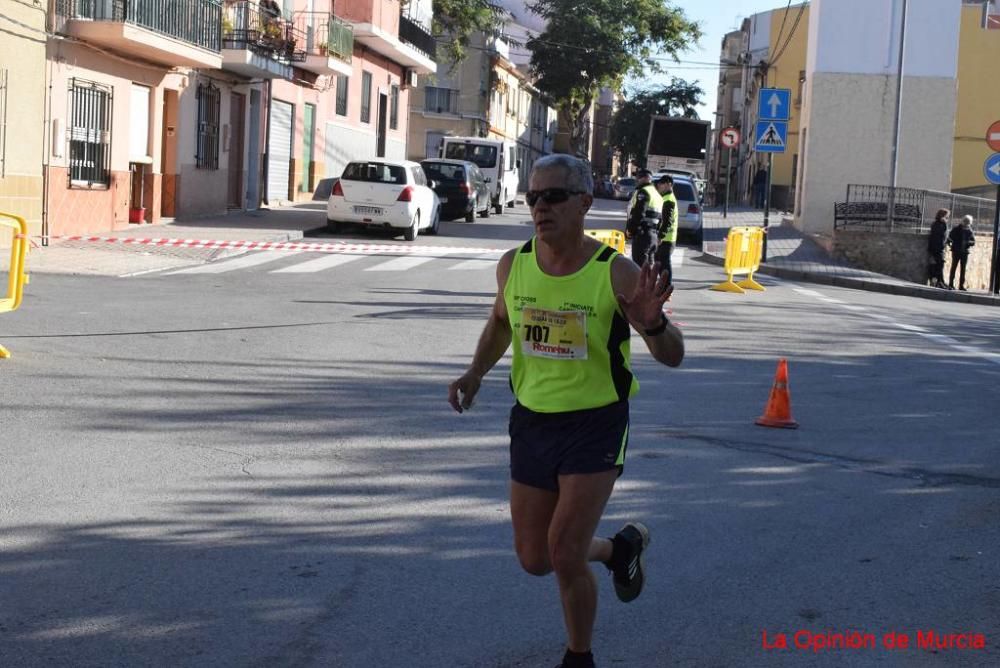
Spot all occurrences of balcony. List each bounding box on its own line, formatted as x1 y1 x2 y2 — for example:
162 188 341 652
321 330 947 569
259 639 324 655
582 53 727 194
56 0 223 69
221 1 306 79
350 12 435 74
294 12 353 77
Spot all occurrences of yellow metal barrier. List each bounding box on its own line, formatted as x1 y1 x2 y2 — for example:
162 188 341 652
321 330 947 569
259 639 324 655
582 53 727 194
1 212 30 359
710 226 765 294
585 229 626 254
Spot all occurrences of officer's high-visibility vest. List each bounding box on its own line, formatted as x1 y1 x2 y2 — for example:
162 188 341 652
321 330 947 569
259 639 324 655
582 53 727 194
660 191 679 243
629 184 662 230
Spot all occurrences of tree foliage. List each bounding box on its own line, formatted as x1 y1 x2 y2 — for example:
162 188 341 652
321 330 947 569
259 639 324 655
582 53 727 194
427 0 508 64
526 0 700 155
610 79 704 166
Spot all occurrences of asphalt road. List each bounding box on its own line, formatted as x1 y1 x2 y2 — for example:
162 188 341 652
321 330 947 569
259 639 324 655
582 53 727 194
2 199 998 667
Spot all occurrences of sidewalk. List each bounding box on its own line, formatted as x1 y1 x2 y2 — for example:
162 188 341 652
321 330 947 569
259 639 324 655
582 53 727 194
26 204 328 276
700 207 1000 307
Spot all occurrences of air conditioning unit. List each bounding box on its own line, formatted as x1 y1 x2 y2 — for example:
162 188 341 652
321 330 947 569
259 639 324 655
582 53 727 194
404 69 419 89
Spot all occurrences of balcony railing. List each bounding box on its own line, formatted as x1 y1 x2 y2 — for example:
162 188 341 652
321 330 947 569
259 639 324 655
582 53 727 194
68 0 222 52
398 14 435 59
223 1 306 63
327 15 353 63
293 11 353 63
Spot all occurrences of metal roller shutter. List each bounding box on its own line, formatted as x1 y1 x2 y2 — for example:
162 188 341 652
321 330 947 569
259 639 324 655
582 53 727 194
268 99 293 203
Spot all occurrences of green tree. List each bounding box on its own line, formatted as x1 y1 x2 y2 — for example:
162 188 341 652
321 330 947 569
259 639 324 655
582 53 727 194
527 0 700 156
413 0 507 64
610 79 704 167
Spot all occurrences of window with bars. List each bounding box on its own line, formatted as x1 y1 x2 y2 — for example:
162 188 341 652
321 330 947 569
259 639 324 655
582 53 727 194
389 85 399 130
196 82 220 170
69 78 113 187
425 87 457 114
336 75 348 116
360 71 372 123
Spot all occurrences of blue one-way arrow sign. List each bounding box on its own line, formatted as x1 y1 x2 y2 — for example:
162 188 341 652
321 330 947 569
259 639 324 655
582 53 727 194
758 88 791 121
985 153 1000 185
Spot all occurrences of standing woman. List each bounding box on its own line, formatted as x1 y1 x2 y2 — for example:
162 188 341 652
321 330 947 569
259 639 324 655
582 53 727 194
947 215 976 291
927 209 949 289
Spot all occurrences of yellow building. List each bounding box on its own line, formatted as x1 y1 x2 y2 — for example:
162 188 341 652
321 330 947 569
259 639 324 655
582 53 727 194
0 0 46 238
732 1 1000 207
952 3 1000 194
738 3 810 211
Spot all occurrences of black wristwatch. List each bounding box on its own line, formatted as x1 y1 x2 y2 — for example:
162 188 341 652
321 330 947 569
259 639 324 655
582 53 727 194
643 314 669 337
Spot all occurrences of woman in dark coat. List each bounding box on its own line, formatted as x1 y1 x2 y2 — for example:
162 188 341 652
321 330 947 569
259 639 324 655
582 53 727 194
947 215 976 291
927 208 949 288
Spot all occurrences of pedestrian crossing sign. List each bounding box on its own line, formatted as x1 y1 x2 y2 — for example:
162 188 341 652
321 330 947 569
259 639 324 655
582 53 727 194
755 120 788 153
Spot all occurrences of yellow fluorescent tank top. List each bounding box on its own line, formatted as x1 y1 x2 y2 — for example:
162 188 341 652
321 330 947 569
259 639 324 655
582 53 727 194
503 238 639 413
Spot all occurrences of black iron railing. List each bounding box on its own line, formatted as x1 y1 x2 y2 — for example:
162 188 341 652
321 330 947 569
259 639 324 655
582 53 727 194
223 1 305 63
70 0 222 52
834 184 996 234
398 14 435 59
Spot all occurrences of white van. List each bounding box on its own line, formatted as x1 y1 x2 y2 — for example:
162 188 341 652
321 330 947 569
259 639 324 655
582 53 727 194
440 137 519 214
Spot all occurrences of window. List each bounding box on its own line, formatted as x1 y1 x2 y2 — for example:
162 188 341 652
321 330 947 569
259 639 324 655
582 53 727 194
424 87 457 115
68 78 112 187
360 71 372 123
389 85 399 130
336 75 348 116
410 166 426 186
342 161 405 184
444 142 497 169
196 82 220 170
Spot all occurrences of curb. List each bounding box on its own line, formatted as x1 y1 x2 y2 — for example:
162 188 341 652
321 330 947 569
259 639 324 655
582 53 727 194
695 252 1000 307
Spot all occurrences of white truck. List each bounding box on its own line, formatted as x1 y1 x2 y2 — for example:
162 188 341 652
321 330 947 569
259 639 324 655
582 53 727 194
645 116 711 181
440 136 519 215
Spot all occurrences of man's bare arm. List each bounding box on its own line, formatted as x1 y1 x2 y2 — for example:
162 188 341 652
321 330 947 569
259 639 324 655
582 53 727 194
611 256 684 367
448 249 516 412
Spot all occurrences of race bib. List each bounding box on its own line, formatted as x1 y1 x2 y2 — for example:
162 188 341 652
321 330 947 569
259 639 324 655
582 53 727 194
520 307 588 360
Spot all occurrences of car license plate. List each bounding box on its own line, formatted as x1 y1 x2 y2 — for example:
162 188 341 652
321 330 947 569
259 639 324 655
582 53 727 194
439 197 448 203
354 205 383 216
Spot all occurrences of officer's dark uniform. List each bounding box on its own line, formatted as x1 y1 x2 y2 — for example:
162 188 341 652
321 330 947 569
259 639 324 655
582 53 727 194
625 173 661 266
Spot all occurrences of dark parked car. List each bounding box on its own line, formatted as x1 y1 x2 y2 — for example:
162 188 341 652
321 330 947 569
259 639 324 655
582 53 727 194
420 159 491 222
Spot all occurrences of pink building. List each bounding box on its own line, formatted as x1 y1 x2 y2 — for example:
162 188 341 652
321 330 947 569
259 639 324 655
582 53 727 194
42 0 435 236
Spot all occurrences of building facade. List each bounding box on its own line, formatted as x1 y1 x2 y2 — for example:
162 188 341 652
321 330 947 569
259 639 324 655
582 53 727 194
36 0 433 238
0 0 46 239
406 32 557 189
719 1 1000 229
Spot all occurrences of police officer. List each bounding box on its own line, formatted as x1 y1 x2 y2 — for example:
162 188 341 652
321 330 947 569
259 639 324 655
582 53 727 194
624 169 662 266
653 174 678 285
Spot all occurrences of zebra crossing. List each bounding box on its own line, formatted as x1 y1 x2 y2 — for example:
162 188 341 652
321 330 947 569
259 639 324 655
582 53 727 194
162 246 687 277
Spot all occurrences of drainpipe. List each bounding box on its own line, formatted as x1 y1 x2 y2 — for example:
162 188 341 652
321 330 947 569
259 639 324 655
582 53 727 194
262 78 272 207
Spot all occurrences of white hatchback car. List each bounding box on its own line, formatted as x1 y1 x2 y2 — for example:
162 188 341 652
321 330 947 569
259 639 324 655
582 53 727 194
327 160 440 240
669 176 704 241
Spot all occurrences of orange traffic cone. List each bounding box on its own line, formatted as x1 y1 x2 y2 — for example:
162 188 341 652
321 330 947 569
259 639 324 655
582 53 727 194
755 358 799 429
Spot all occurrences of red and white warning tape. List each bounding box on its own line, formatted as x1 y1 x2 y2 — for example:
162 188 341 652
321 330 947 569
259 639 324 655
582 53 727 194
41 236 507 255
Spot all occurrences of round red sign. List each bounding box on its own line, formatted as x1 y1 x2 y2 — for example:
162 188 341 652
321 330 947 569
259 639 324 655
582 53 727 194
987 121 1000 152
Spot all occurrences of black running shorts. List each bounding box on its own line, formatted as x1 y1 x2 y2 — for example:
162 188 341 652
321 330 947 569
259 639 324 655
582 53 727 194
508 400 630 492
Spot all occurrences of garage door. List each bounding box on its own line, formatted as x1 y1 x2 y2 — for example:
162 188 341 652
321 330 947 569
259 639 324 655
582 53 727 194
267 99 293 203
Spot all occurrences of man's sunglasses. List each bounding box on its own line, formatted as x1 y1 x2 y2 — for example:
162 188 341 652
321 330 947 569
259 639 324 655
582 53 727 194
525 188 587 207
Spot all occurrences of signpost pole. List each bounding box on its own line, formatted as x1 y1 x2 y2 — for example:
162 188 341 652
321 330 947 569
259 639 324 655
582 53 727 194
724 147 732 219
762 153 773 263
991 184 1000 294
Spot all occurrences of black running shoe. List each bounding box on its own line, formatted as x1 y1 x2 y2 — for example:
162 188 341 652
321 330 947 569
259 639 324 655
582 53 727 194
611 522 650 602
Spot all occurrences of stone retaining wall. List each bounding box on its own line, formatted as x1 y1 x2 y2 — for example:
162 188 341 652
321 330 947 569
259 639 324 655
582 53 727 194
833 229 995 290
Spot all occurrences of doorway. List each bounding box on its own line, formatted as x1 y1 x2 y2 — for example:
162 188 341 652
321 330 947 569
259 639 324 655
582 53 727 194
376 93 388 157
160 89 179 218
227 92 245 209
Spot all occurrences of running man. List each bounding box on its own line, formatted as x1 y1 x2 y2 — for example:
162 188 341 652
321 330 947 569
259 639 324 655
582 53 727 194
448 154 684 668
